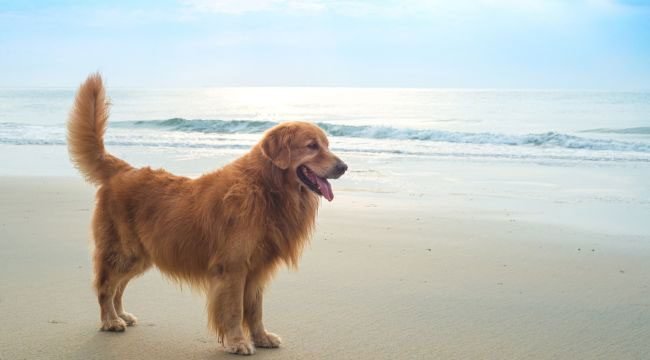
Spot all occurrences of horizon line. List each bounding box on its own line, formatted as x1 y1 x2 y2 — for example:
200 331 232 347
1 85 649 92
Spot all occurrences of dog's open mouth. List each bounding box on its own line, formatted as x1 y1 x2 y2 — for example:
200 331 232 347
297 165 334 201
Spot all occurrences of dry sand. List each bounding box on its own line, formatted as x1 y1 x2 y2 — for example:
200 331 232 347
1 176 649 359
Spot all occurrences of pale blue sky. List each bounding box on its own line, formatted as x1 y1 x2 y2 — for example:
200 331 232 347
1 0 649 88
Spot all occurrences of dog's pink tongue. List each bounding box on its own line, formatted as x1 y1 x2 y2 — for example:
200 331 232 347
315 177 334 201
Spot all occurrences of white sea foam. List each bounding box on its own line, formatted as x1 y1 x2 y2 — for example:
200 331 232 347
581 127 650 135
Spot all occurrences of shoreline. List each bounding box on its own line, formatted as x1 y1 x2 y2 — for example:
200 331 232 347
1 176 649 359
2 142 649 238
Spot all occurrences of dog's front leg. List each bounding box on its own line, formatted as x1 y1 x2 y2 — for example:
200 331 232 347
245 273 282 348
208 265 255 355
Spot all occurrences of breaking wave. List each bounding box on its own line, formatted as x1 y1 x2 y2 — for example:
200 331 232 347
111 119 650 153
2 120 650 161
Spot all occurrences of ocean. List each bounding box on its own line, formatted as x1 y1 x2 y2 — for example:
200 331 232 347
1 87 649 235
2 88 650 162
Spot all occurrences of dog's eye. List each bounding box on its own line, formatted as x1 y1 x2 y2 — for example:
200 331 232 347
307 143 319 150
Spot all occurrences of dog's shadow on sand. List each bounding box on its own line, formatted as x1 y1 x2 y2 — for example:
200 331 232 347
71 327 244 360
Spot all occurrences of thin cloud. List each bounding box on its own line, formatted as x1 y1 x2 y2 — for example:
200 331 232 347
180 0 572 15
616 0 650 7
179 0 325 14
179 0 648 17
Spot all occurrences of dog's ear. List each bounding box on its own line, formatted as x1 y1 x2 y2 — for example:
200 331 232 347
261 127 292 169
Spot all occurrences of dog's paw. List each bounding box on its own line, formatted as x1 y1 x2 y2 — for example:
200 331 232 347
118 312 138 326
101 318 127 332
253 331 282 348
224 338 256 355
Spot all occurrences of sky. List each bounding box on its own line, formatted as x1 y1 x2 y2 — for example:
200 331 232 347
0 0 649 89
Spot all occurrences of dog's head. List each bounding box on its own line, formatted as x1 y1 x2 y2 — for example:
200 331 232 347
260 122 347 201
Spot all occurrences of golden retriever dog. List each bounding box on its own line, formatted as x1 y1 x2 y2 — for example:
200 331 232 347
67 73 347 355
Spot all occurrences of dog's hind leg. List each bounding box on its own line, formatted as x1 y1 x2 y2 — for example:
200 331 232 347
92 214 149 332
94 256 127 331
114 264 149 326
114 279 135 326
95 249 150 331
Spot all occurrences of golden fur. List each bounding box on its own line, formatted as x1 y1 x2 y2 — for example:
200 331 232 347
67 73 347 355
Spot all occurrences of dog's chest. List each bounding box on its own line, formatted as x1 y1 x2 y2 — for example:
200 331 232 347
254 198 317 266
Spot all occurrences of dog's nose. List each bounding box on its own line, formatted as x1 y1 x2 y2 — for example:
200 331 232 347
336 162 348 175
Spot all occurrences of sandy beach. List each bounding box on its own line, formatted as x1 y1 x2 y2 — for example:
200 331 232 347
1 176 649 359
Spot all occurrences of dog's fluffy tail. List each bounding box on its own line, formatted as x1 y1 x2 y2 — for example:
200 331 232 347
67 73 132 186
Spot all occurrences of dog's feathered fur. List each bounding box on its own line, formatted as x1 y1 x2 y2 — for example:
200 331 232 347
67 73 346 355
